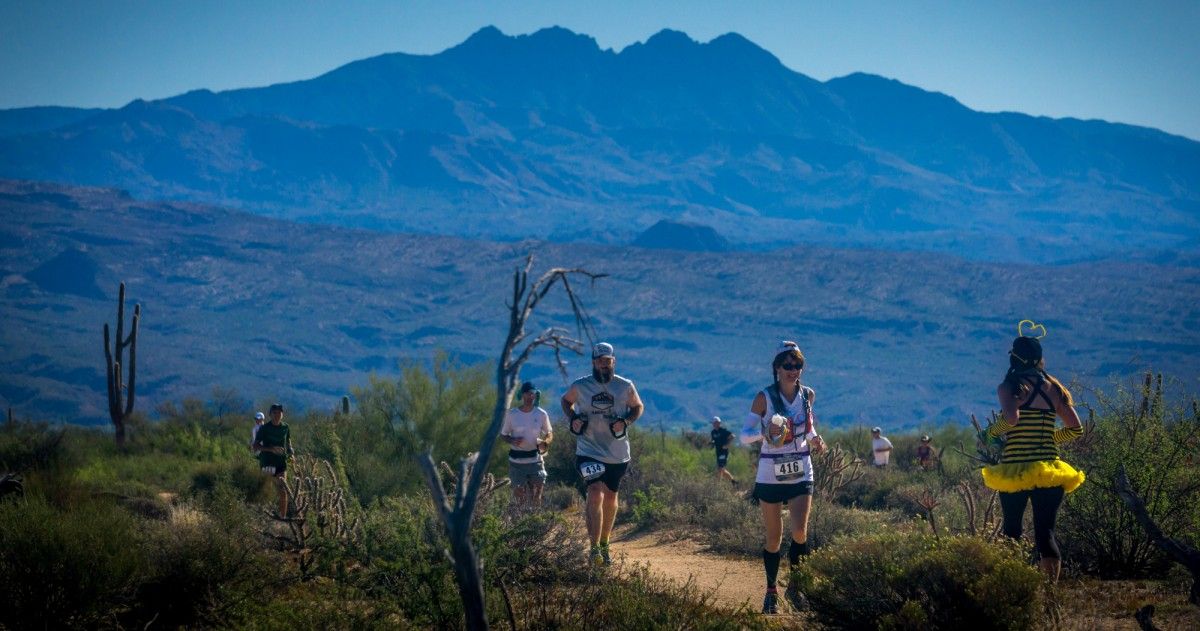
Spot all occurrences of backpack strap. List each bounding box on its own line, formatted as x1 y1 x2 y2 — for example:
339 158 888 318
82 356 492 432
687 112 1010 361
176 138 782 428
1019 374 1053 410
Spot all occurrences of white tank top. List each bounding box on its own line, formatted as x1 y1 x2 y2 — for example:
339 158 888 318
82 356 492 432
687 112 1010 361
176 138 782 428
744 384 816 485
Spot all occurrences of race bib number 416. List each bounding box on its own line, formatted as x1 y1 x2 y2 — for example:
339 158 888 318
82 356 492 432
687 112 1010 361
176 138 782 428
772 454 807 482
579 461 607 481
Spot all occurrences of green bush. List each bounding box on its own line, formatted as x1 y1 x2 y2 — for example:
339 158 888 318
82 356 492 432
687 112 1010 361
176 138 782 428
189 458 273 503
629 484 671 530
793 532 1045 630
1058 374 1200 577
125 498 280 629
0 497 144 629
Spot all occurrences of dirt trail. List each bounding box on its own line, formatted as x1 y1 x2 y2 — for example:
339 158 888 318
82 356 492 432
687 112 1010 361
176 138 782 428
609 528 765 612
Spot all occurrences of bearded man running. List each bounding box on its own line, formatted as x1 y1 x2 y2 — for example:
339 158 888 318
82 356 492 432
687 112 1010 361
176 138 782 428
562 342 644 566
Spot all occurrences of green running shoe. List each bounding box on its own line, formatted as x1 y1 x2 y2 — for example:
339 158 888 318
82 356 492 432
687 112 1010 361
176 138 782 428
589 544 605 567
600 542 612 565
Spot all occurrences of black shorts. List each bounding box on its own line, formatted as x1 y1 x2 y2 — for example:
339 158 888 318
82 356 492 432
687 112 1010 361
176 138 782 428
753 481 813 504
715 449 729 468
259 456 287 477
576 456 629 493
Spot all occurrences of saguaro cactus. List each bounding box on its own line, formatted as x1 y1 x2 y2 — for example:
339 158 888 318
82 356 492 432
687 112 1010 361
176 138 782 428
103 282 140 448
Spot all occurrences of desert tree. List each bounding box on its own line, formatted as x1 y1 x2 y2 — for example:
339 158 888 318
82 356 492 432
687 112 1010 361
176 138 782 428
102 282 140 448
417 255 603 630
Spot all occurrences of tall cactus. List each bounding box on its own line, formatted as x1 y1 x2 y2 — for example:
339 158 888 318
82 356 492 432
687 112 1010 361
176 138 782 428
103 282 140 448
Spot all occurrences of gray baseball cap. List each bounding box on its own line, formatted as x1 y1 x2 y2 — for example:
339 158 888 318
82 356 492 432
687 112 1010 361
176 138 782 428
592 342 614 358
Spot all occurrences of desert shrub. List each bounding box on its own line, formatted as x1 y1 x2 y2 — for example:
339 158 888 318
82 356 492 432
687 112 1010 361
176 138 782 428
355 495 462 627
1058 374 1200 577
0 496 144 629
806 499 908 549
0 419 67 473
794 532 1045 630
243 582 413 630
124 497 280 629
341 353 496 502
504 565 772 630
629 484 672 530
542 482 580 512
189 457 274 503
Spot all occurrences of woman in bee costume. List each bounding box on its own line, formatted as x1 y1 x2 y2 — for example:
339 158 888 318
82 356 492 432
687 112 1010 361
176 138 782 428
982 321 1085 581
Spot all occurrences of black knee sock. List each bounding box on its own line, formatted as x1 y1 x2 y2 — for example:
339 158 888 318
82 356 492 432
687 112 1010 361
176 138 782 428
788 538 809 566
763 549 781 589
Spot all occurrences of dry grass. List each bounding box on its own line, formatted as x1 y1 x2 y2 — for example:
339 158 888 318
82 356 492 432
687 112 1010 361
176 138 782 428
1057 578 1198 630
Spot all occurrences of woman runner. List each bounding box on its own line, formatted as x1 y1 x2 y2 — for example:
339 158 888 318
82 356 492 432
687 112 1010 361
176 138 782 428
740 341 825 614
982 322 1085 581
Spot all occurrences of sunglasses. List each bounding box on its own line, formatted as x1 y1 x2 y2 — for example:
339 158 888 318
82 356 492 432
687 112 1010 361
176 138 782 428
779 363 803 371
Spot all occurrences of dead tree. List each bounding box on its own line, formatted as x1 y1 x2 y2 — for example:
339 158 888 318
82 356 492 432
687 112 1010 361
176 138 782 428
1115 465 1200 605
416 255 603 630
103 282 140 448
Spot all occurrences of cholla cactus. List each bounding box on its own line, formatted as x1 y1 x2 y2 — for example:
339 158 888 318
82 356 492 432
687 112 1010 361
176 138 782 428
265 455 360 579
962 413 1005 466
813 442 865 497
438 458 510 511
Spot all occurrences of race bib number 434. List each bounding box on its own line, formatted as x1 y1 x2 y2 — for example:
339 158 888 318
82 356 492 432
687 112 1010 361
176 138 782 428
579 462 607 481
772 454 807 482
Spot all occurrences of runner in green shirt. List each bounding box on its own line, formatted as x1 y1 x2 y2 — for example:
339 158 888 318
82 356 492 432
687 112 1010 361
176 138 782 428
252 403 294 517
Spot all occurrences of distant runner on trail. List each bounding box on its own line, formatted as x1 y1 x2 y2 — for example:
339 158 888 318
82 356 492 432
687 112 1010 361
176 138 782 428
562 342 644 567
981 322 1084 582
741 341 825 614
871 427 893 467
710 416 736 485
916 435 937 470
501 381 553 510
250 411 265 453
253 403 294 518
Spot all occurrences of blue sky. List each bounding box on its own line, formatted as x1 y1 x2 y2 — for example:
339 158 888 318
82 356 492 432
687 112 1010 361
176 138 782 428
1 0 1197 140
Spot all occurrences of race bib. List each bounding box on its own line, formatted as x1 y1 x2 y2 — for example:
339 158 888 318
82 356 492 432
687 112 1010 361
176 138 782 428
579 461 607 481
772 453 807 482
261 465 276 475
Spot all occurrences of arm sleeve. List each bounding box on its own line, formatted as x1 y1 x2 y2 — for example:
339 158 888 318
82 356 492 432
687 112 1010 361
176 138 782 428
1053 425 1083 444
988 417 1016 437
500 411 513 436
741 411 764 445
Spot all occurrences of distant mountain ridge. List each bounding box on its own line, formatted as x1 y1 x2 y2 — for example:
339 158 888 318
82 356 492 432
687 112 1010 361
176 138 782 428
2 180 1198 427
0 26 1197 261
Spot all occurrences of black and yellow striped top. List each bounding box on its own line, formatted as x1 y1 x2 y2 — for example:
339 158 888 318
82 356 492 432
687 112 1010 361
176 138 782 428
991 378 1060 464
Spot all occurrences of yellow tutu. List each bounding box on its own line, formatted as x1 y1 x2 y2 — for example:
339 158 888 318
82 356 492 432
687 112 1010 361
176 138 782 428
981 459 1085 493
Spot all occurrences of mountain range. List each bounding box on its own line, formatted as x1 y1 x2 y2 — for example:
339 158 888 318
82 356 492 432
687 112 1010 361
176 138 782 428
3 180 1197 429
1 26 1198 261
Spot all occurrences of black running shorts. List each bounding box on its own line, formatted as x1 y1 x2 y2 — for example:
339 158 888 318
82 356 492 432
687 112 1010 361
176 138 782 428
715 449 729 468
576 456 629 492
753 481 813 504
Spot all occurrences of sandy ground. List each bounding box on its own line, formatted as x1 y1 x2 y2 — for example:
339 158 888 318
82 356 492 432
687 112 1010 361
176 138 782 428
609 527 771 613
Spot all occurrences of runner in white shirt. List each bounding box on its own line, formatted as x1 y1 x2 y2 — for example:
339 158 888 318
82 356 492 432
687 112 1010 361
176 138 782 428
871 427 893 467
250 411 265 453
741 341 825 614
501 381 553 510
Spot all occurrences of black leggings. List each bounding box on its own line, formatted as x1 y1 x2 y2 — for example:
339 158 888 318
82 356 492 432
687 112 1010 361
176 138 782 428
999 486 1065 559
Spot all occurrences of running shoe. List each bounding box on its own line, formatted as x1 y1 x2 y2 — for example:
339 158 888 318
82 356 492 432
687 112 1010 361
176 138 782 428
784 582 809 611
589 544 605 568
600 543 612 565
761 590 778 614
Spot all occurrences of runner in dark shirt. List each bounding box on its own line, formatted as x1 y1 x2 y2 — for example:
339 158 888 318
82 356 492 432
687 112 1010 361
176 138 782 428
710 416 736 485
252 403 294 517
